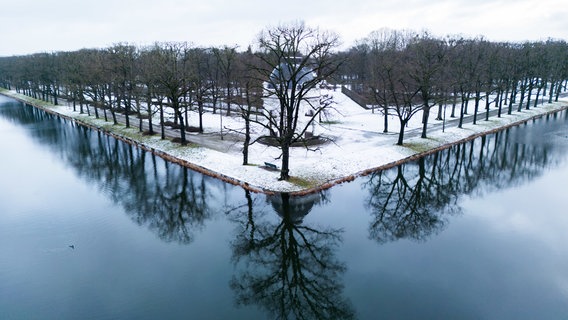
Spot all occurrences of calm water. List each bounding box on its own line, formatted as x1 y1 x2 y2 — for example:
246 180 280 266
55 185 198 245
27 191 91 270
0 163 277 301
1 94 568 319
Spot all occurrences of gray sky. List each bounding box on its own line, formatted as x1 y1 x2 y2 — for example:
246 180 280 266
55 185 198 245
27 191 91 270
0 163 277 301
1 0 567 56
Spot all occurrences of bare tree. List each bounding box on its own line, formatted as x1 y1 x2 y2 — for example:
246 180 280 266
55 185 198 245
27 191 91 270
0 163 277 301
364 28 416 133
152 42 193 145
187 47 214 134
232 48 264 165
383 53 422 145
108 44 138 128
251 21 342 180
213 45 238 116
138 46 164 135
405 34 447 138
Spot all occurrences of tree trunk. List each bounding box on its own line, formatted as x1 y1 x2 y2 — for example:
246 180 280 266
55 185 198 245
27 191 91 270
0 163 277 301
485 91 490 121
525 79 533 110
518 78 527 112
451 89 457 118
146 94 154 134
177 109 187 145
421 105 430 139
549 81 555 103
79 90 84 114
52 84 58 105
473 91 480 125
136 98 143 132
383 108 388 133
507 82 515 115
198 100 204 133
533 85 541 108
110 105 118 125
397 119 407 145
497 88 503 117
72 91 76 112
226 84 232 116
159 103 165 140
458 101 465 128
509 82 517 105
243 116 250 165
280 141 291 180
106 86 117 124
435 104 442 121
93 90 100 119
102 94 108 121
125 92 131 128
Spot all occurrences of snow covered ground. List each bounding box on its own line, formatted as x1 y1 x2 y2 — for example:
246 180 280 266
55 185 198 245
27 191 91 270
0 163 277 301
3 88 568 194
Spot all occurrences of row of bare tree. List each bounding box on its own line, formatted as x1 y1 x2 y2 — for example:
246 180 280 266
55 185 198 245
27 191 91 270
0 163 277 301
1 24 568 180
338 29 568 144
0 43 257 140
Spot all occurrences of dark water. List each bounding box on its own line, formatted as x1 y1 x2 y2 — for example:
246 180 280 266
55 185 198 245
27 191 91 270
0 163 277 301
1 94 568 319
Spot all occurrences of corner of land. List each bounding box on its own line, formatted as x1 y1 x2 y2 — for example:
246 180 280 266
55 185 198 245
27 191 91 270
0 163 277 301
2 89 567 195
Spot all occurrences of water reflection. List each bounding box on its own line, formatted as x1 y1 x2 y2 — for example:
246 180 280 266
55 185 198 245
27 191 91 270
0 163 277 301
364 111 568 244
364 156 457 244
121 159 215 244
4 101 566 249
1 101 354 318
2 99 568 319
229 191 355 320
0 102 224 244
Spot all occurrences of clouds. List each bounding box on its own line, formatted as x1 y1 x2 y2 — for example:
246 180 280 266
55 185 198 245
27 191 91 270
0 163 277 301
1 0 567 56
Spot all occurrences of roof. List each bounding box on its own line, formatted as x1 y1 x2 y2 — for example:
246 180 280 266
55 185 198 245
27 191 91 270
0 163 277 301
268 63 315 89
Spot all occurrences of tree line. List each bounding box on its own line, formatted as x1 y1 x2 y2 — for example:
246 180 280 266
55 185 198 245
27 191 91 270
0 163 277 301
338 28 568 144
1 23 568 180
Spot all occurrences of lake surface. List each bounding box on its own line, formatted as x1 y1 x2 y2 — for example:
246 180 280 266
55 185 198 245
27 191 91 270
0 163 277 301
1 94 568 319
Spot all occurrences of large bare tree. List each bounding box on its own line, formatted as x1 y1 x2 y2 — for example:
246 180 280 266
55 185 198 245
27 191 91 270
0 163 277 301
252 21 341 181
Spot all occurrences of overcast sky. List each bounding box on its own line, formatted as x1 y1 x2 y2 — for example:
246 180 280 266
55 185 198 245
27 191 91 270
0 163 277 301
1 0 567 56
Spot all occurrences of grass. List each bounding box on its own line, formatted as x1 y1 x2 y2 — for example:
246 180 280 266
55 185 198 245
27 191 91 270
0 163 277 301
404 139 438 154
13 93 49 106
288 176 317 189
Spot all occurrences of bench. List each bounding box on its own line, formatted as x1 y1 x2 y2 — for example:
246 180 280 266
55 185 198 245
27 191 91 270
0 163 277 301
264 162 278 170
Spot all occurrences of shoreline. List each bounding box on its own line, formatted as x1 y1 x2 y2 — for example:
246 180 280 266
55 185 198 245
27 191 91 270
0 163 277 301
2 89 567 196
0 90 268 193
291 105 568 196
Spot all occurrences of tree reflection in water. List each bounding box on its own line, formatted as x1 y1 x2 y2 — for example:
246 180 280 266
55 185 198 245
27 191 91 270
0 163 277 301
4 99 568 318
229 191 355 320
69 131 222 244
0 102 222 244
364 156 457 244
364 114 567 244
